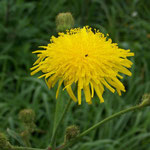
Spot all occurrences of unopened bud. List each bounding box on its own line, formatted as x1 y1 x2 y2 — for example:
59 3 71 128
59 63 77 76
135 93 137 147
19 109 35 124
56 12 74 32
140 94 150 107
0 133 13 150
65 125 79 143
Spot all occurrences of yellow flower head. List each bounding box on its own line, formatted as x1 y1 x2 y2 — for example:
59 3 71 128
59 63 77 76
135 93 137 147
31 26 134 105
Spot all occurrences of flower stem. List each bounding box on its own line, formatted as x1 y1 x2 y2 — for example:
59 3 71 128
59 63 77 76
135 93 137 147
14 147 45 150
61 104 142 149
50 98 72 150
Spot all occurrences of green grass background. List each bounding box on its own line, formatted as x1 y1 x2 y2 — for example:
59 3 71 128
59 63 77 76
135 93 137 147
0 0 150 150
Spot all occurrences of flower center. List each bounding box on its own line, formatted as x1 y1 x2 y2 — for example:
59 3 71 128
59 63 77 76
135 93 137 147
85 54 88 57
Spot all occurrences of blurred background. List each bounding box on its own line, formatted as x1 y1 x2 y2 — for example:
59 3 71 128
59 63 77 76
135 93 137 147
0 0 150 150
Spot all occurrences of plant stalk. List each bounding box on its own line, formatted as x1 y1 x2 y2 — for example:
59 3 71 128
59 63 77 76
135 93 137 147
14 147 45 150
61 104 142 149
50 98 72 150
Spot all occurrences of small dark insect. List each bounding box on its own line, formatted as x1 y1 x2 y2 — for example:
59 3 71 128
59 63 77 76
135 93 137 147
85 54 88 57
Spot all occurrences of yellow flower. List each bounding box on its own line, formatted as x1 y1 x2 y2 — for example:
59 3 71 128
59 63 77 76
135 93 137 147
31 26 134 105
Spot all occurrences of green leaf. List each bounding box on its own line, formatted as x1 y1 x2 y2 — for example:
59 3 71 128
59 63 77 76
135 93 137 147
7 128 26 146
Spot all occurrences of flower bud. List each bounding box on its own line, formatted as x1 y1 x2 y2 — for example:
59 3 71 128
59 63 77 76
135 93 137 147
56 12 74 32
19 109 35 124
64 125 79 143
0 133 13 150
140 93 150 107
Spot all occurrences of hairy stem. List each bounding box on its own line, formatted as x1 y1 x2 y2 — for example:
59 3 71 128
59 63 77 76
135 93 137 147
14 146 45 150
61 104 142 149
50 98 72 150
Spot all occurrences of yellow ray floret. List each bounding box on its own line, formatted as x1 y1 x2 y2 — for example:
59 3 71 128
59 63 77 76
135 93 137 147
31 26 134 105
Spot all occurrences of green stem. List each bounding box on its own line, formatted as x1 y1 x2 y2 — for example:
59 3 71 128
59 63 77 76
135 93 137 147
22 131 31 147
24 137 31 147
14 146 45 150
51 98 72 150
61 104 142 149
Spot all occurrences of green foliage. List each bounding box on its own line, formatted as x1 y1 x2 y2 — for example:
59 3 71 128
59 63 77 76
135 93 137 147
0 0 150 150
0 132 13 150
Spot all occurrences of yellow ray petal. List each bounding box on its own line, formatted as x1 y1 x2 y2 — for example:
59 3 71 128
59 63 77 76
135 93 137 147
105 78 118 89
33 56 43 65
117 65 132 76
77 86 82 105
99 82 104 94
32 50 45 54
83 85 91 103
47 75 59 88
66 86 77 102
117 74 123 79
30 68 41 76
90 82 94 98
56 79 63 99
30 65 39 71
93 82 104 103
106 78 126 95
101 79 115 93
77 78 83 105
38 74 46 79
117 89 121 96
